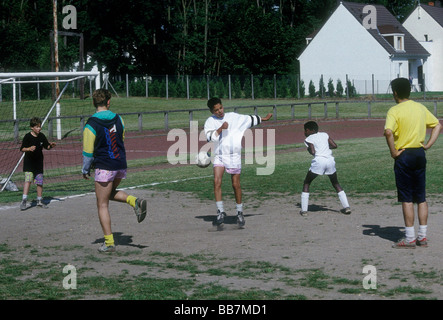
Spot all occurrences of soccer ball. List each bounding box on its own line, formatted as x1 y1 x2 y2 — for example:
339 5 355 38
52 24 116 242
195 151 211 168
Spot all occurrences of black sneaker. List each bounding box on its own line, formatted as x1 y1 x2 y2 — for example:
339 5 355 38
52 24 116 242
213 210 226 226
237 211 245 227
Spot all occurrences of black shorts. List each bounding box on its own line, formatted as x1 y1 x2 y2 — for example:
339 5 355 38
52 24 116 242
394 148 426 203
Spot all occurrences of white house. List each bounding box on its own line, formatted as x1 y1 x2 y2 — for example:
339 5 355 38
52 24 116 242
298 1 430 95
403 3 443 92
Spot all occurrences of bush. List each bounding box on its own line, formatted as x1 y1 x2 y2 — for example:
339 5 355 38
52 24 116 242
309 80 316 98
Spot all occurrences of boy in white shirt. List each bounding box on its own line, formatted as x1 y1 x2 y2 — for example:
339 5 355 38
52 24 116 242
300 121 351 216
204 97 272 227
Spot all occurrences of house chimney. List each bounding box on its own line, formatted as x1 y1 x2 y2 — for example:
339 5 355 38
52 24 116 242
428 1 434 6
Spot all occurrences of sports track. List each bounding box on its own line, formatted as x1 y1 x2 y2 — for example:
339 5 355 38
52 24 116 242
107 118 386 165
7 118 385 183
61 118 386 165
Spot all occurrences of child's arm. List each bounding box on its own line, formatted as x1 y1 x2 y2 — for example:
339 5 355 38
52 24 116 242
46 142 56 150
328 137 337 149
306 142 315 156
21 146 36 152
261 113 273 121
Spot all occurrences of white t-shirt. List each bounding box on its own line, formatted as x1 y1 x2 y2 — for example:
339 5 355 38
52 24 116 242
304 132 333 159
204 112 261 168
304 132 335 175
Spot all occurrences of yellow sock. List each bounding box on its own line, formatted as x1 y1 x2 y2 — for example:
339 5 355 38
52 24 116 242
126 195 136 208
104 234 114 247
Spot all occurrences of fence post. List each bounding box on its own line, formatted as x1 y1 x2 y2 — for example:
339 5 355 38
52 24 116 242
274 74 277 99
126 74 129 98
145 74 149 98
166 74 169 100
189 110 193 122
228 75 232 100
434 101 437 117
164 112 169 130
273 105 277 121
367 101 371 118
48 118 53 139
251 74 254 100
308 103 312 119
324 102 328 118
14 119 19 142
291 104 295 120
138 113 143 132
335 102 339 119
186 75 190 100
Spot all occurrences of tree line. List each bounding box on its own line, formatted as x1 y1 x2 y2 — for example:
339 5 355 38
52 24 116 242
0 0 422 78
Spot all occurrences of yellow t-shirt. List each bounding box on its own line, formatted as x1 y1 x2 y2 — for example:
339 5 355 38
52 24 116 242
385 100 439 149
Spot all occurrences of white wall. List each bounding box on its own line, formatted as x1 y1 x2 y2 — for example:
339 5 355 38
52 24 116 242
403 6 443 91
298 3 395 95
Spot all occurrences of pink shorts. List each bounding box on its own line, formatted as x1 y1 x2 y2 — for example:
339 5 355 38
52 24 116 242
213 164 241 175
94 169 127 182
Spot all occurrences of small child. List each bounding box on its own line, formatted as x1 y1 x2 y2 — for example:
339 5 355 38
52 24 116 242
300 121 350 216
20 117 56 210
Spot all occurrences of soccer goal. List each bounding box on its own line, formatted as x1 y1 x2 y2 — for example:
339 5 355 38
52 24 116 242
0 71 99 193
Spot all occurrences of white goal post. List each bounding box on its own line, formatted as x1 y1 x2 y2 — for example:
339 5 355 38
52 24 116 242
0 71 100 192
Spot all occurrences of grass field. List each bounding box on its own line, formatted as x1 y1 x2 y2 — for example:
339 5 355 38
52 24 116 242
1 97 443 302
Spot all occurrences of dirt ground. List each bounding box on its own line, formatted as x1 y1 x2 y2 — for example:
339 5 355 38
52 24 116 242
1 187 443 300
2 119 443 300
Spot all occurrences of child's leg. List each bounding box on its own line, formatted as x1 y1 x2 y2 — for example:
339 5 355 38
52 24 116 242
95 181 114 245
22 181 31 199
231 173 242 207
328 173 350 209
22 172 33 199
213 166 225 212
301 171 318 212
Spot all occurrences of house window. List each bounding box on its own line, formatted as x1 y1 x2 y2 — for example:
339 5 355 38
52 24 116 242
396 36 403 50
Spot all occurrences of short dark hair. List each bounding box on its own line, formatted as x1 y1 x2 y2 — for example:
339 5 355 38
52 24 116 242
207 97 222 111
92 89 112 108
391 78 411 99
304 121 318 132
30 117 42 127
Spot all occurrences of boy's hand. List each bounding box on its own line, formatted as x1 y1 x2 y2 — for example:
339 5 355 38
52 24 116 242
216 122 229 135
29 146 36 152
390 148 405 159
82 173 90 180
49 142 56 149
262 113 273 121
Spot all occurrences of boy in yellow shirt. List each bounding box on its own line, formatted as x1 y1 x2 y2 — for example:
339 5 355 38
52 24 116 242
384 78 441 249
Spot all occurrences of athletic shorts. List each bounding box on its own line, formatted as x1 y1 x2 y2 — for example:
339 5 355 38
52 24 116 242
394 148 426 203
213 154 241 174
24 172 44 185
309 157 336 175
94 168 127 182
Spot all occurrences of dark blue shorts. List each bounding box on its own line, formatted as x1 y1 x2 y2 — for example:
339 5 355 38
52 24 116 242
394 148 426 203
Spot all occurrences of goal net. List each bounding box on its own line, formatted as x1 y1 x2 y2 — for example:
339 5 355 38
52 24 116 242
0 71 100 198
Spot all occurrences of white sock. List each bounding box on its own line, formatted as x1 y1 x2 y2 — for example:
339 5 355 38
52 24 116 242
405 226 415 242
338 190 349 208
301 192 309 212
37 196 43 201
236 203 243 213
216 201 224 213
22 194 28 201
417 225 427 240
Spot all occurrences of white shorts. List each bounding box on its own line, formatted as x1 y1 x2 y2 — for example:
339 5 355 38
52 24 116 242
310 157 336 175
213 154 242 174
